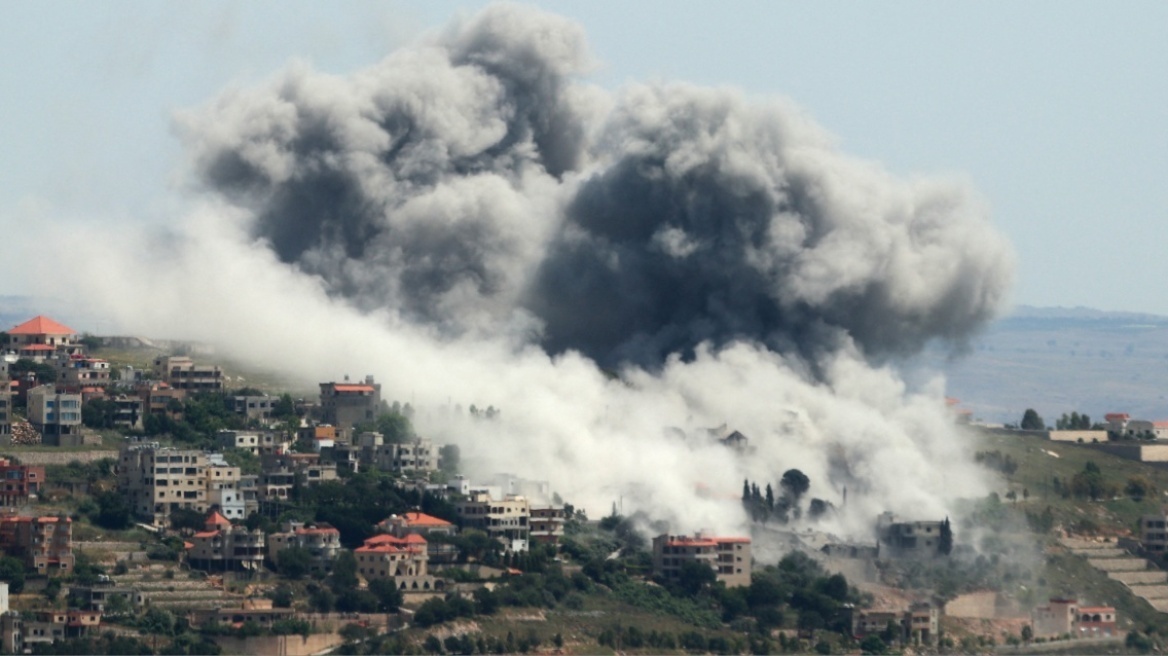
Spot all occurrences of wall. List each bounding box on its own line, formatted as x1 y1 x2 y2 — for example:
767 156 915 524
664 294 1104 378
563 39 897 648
212 633 344 656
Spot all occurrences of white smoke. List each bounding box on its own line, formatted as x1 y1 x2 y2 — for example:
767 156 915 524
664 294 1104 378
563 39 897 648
29 3 1013 545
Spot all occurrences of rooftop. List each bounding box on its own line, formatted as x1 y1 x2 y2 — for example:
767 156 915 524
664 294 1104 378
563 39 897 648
8 315 77 336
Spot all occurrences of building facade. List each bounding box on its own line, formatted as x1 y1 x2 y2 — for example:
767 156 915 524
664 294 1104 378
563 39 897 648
0 458 45 507
354 533 441 591
455 491 530 552
0 514 74 575
118 442 209 525
319 377 381 434
267 522 342 573
152 356 224 392
186 511 265 572
651 532 752 588
26 385 82 443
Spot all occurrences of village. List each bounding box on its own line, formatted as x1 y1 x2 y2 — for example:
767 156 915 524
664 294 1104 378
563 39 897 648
1 314 1166 655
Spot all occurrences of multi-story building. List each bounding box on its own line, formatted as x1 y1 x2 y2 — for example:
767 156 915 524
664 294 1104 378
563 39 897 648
267 521 342 573
1031 598 1116 638
205 455 246 521
377 511 459 563
117 442 208 525
0 609 102 652
0 514 74 575
55 355 111 390
151 356 224 393
354 533 440 591
298 425 336 452
454 491 530 552
1140 511 1168 554
848 601 939 646
217 430 285 456
137 382 185 418
0 380 11 442
232 395 276 422
340 433 438 474
186 511 265 572
260 452 338 487
4 316 79 352
651 532 752 588
529 506 566 547
110 395 144 431
26 384 82 444
0 458 45 506
876 512 949 559
319 377 381 434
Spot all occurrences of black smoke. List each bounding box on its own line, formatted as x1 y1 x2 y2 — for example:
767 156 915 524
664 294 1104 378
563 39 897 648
180 4 1012 368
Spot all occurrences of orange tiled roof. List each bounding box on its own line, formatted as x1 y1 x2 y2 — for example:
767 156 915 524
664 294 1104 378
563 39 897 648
192 530 220 539
205 510 231 527
382 512 453 528
9 316 77 336
332 384 375 393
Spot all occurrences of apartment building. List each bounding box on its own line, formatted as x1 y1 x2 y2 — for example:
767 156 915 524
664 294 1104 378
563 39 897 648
205 455 246 521
26 384 82 444
260 452 338 487
338 433 438 474
848 601 939 646
0 514 74 575
1031 597 1117 638
151 356 224 392
354 533 440 591
1140 511 1168 554
118 442 208 525
876 512 949 559
137 382 185 418
267 521 342 572
0 458 45 506
651 532 752 588
232 395 275 421
110 395 144 431
455 491 530 552
319 377 381 434
217 430 285 456
186 511 265 572
0 610 101 653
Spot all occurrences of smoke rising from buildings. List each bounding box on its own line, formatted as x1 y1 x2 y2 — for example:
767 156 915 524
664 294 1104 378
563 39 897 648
46 4 1013 543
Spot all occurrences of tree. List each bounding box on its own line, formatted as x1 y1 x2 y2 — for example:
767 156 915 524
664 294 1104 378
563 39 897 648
278 546 313 579
169 507 207 532
781 469 811 502
938 517 953 555
330 551 359 591
677 560 716 596
1020 408 1045 431
439 444 460 472
0 557 26 593
1126 476 1155 501
369 577 403 612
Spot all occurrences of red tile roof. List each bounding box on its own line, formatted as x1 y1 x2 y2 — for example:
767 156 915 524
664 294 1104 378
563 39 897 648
381 512 453 528
9 316 77 336
205 511 231 528
332 384 375 393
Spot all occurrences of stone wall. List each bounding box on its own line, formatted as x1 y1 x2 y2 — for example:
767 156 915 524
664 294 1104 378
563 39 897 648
0 450 117 465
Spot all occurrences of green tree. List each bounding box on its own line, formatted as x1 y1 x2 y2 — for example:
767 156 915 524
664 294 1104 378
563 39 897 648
781 469 811 502
330 551 359 591
278 546 313 579
1020 408 1045 430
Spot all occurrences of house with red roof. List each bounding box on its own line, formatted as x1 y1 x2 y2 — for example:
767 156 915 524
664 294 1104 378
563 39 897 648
186 510 265 572
267 521 342 573
4 316 79 352
0 513 73 575
377 511 459 563
354 532 442 591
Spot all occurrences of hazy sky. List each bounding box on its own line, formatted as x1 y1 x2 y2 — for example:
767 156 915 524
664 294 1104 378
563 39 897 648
2 1 1166 315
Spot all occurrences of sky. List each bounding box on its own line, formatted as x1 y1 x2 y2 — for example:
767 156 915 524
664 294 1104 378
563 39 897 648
1 1 1166 316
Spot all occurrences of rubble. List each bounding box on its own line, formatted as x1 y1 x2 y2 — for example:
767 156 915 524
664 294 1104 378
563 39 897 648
10 421 41 446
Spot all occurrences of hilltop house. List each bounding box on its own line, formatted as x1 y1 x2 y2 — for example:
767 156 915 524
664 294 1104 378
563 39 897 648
651 532 752 588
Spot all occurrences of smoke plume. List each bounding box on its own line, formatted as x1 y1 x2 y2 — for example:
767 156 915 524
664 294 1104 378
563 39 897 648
47 3 1013 543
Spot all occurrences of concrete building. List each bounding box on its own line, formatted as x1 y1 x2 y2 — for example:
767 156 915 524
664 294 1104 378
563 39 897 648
0 514 73 575
651 532 752 588
319 377 381 434
152 356 224 392
876 512 949 559
377 511 459 563
26 384 83 444
117 442 208 525
186 510 265 572
232 395 275 421
1105 413 1130 435
217 430 285 456
354 533 441 591
0 381 10 443
455 491 531 552
1139 511 1168 554
55 354 111 390
267 521 342 573
137 382 185 418
1031 598 1116 638
0 458 45 507
69 582 142 613
260 452 338 488
0 610 101 652
110 395 144 431
529 506 566 547
205 455 246 521
849 601 939 646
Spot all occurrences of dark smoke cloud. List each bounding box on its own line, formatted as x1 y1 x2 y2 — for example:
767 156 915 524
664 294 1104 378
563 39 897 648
180 3 1013 366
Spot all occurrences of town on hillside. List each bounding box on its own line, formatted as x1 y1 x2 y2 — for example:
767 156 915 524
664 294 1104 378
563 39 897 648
3 315 1168 655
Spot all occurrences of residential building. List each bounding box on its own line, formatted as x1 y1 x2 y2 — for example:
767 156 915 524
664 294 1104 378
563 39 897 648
0 458 45 506
1031 598 1118 638
529 506 566 547
848 601 939 646
4 316 79 352
186 511 265 572
69 582 143 613
0 381 10 442
299 424 337 452
1105 413 1131 435
340 433 438 474
319 377 381 434
651 532 752 588
55 354 111 390
26 384 82 444
1125 419 1168 440
232 395 275 421
118 442 208 525
876 512 949 559
455 491 530 552
0 514 74 575
354 533 441 591
205 455 246 521
137 382 185 418
1 610 101 652
260 452 338 487
267 521 342 572
377 511 459 563
1139 511 1168 554
152 356 224 392
110 395 144 431
217 430 285 456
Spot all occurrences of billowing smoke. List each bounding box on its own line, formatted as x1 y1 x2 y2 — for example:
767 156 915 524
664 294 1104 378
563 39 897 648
44 3 1013 544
